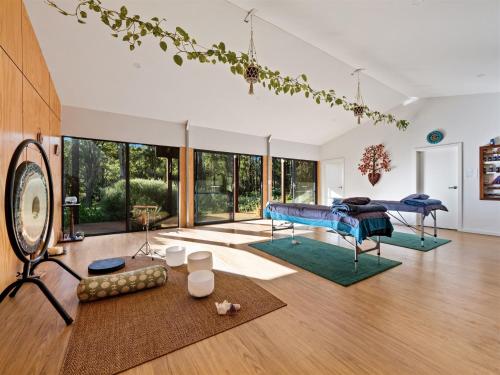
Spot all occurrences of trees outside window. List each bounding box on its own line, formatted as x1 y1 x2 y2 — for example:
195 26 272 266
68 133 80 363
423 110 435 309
63 137 179 236
272 157 317 204
194 150 262 224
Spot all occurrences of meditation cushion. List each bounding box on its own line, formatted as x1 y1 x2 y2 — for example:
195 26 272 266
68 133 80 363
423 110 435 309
77 264 168 302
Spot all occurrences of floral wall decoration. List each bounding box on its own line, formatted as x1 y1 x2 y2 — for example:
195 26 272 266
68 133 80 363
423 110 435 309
358 144 391 186
44 0 410 131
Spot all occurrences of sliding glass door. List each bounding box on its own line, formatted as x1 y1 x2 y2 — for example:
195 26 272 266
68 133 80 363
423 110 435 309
235 154 263 221
272 157 317 204
128 144 179 230
293 160 317 204
63 138 127 235
63 137 179 236
194 150 262 225
194 151 234 224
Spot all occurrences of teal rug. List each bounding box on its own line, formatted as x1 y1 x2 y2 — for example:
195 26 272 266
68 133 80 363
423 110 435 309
374 231 451 251
249 236 401 287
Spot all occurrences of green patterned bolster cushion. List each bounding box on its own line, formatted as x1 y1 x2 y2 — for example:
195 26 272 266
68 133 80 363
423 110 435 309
77 265 168 302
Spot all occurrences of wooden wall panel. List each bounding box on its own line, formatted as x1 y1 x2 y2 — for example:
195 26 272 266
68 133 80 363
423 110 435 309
0 49 24 290
22 4 50 103
0 2 61 291
0 0 22 68
50 113 62 242
49 76 61 118
23 78 50 154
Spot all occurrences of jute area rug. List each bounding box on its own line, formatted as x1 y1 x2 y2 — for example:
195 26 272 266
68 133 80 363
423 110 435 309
61 257 286 375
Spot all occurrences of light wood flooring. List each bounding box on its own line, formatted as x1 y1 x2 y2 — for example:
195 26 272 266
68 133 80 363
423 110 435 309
0 221 499 374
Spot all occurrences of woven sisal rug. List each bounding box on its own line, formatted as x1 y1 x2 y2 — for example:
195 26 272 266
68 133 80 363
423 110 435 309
61 257 286 375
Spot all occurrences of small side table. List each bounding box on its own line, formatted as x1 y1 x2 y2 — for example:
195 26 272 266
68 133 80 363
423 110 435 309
60 203 85 243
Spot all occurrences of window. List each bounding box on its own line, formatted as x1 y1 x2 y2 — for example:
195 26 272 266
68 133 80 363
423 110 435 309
272 157 317 204
194 150 262 224
63 137 179 236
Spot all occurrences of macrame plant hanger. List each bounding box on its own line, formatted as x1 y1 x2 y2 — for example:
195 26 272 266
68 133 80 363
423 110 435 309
244 9 259 95
352 68 365 124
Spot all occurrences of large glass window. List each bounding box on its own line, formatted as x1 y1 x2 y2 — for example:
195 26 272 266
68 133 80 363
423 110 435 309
272 157 317 204
63 137 179 236
235 154 263 221
128 144 179 231
194 151 234 224
194 150 262 224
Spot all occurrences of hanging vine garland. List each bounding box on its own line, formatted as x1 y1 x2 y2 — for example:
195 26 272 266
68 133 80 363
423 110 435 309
44 0 410 130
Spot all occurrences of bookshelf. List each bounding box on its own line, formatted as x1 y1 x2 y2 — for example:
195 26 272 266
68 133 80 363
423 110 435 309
480 145 500 200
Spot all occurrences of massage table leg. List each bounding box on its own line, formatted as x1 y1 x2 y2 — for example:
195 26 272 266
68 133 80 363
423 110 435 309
377 236 381 263
354 240 359 272
291 223 300 245
432 211 438 243
420 214 425 247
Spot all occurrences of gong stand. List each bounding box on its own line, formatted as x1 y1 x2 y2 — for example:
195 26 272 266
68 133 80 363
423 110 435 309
0 139 81 325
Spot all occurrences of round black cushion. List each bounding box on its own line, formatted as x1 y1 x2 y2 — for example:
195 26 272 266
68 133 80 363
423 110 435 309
88 257 126 275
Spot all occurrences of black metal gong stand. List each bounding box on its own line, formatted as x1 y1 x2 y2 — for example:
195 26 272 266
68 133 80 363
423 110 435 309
0 253 81 325
0 139 81 325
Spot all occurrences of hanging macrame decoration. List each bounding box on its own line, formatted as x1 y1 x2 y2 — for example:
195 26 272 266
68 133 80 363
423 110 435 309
244 10 259 95
352 68 365 124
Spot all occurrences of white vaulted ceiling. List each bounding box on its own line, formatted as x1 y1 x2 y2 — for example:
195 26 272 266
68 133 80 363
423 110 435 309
24 0 499 145
230 0 500 98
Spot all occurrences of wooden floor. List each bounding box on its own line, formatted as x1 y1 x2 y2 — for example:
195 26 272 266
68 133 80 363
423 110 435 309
0 222 499 374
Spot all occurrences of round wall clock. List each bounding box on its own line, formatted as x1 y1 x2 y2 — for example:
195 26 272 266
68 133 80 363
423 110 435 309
426 130 444 144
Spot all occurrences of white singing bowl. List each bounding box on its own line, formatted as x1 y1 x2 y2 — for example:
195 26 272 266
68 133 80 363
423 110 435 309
164 246 186 267
187 251 213 273
188 270 215 298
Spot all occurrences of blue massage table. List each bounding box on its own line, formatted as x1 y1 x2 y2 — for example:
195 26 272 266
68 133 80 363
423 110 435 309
264 202 394 267
372 200 448 247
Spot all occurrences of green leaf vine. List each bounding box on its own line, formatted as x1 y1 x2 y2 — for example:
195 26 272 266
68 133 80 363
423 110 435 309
45 0 409 130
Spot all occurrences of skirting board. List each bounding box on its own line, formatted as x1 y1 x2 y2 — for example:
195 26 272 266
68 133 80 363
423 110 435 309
391 223 499 237
459 228 500 237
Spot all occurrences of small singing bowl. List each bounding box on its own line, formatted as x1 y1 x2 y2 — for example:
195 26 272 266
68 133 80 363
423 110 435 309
164 246 186 267
187 251 213 273
188 270 214 298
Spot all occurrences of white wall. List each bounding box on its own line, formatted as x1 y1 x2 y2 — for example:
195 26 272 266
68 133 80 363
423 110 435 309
320 93 500 236
271 139 320 161
188 125 267 156
62 106 320 160
62 106 186 147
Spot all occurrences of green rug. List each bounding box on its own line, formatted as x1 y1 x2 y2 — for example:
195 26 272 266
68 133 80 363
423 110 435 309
249 236 401 287
374 231 451 251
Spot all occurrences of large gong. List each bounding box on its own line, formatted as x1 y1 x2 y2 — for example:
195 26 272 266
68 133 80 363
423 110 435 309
1 139 80 325
5 139 53 264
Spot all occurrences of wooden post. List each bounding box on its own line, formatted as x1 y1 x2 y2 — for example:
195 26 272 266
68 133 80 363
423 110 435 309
187 148 195 227
178 147 187 227
262 155 268 213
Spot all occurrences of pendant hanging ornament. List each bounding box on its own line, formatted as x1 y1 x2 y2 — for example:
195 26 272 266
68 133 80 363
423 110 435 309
352 68 365 124
244 10 259 95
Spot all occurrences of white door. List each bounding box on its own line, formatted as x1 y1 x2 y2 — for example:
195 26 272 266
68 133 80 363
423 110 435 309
417 146 459 229
322 159 344 205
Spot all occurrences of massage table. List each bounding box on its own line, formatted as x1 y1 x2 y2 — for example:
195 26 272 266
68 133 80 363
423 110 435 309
371 200 448 247
264 202 394 268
